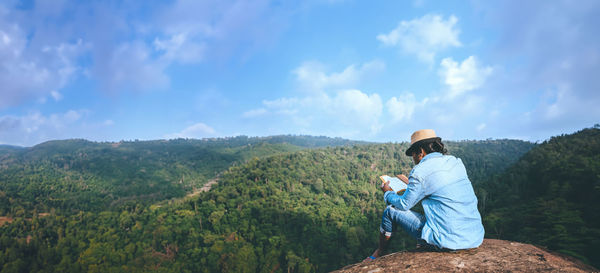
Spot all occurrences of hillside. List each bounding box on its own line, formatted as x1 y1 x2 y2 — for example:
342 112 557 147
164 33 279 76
0 138 533 272
479 126 600 267
0 145 24 154
445 139 535 185
0 135 364 215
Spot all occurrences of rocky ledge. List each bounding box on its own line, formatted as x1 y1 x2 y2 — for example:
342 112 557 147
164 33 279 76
333 239 597 272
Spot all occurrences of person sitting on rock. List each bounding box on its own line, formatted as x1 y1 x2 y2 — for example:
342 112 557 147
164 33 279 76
365 129 485 261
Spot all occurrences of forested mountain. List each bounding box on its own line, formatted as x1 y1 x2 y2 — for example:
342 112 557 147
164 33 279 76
0 136 365 216
0 136 535 272
446 139 536 185
0 145 23 154
479 126 600 267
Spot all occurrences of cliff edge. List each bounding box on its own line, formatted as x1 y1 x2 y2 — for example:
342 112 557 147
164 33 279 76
333 239 597 272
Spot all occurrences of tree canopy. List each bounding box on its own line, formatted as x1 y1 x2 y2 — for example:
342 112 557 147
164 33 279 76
5 130 596 272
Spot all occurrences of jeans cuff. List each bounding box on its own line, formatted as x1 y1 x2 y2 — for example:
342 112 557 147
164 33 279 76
380 226 392 237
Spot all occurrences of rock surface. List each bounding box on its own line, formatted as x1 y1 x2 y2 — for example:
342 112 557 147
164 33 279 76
333 239 597 272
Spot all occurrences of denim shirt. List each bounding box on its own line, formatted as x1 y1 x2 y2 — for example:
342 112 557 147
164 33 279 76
383 152 484 250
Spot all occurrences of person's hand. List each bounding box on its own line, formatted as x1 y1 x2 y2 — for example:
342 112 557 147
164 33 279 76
396 174 409 184
381 181 393 193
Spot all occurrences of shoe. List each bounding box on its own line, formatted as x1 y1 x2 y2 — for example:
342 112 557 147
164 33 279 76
363 255 376 262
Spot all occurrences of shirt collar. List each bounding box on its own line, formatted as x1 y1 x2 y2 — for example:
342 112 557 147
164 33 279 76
420 152 442 163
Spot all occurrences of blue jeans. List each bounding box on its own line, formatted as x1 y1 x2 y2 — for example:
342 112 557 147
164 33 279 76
380 205 425 239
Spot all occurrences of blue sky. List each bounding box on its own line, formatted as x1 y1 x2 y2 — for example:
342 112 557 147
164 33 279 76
1 0 599 146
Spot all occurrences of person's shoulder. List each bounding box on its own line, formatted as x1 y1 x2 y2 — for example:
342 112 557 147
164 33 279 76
422 153 448 165
443 154 464 164
443 153 455 158
414 154 457 174
439 154 466 167
411 156 437 177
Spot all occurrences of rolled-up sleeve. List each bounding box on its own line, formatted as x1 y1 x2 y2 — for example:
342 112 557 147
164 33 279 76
384 175 426 211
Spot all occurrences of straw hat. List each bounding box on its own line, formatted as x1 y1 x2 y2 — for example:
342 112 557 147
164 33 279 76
405 129 441 156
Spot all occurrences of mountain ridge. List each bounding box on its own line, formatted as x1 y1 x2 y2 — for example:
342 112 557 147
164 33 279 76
0 135 366 215
0 134 372 150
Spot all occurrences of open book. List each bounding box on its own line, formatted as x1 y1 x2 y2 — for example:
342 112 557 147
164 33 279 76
379 175 408 194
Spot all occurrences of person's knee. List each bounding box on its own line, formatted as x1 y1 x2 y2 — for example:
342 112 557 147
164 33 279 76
383 205 394 218
384 205 408 219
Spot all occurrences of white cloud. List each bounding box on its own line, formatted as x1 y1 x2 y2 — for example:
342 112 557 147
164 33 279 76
242 108 267 118
166 122 216 139
158 0 293 63
1 31 10 45
0 0 297 104
331 90 383 134
474 1 600 138
153 32 205 63
60 110 82 124
477 123 486 131
293 60 385 93
262 97 300 110
182 123 216 135
50 90 63 101
413 0 426 7
247 56 496 140
262 97 302 116
257 89 383 137
528 84 595 124
386 93 420 123
439 56 493 98
243 57 470 137
0 18 85 108
0 110 90 146
377 14 461 63
94 41 169 93
243 59 388 137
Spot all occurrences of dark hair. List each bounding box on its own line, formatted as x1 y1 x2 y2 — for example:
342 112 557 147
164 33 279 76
413 138 447 155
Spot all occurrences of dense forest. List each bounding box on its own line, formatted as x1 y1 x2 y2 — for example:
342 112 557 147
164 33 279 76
479 126 600 266
0 128 597 272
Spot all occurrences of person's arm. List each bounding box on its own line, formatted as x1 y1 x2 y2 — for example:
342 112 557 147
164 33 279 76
383 175 425 211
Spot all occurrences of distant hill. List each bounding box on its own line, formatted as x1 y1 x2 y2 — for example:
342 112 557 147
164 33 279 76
479 126 600 267
446 139 536 185
0 135 366 215
0 144 24 154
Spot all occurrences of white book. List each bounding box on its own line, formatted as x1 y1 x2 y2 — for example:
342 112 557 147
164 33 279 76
379 175 408 193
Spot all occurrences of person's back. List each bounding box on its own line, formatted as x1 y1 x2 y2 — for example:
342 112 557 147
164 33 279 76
413 153 484 250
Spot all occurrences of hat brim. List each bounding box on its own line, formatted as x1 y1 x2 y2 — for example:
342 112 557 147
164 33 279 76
405 137 441 156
